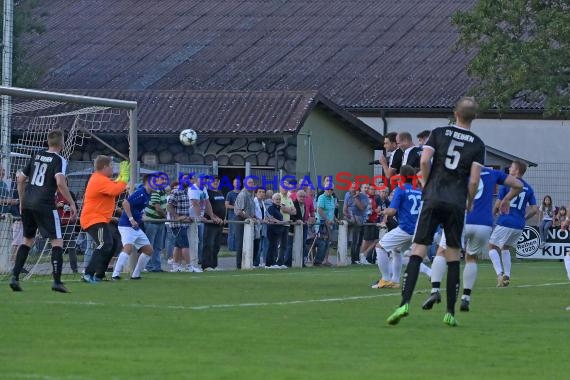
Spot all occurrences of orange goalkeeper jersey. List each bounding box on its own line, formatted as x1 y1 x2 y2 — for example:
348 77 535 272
80 172 127 230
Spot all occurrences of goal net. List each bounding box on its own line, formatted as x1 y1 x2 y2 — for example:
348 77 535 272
0 87 137 280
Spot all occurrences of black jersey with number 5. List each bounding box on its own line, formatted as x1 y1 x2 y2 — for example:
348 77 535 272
422 125 485 208
21 151 67 209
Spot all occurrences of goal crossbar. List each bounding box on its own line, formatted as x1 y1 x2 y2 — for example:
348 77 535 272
0 86 138 191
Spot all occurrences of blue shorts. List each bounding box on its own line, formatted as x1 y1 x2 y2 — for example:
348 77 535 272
171 227 189 248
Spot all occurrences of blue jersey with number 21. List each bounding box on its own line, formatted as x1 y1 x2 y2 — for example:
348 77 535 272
389 183 422 235
496 178 536 230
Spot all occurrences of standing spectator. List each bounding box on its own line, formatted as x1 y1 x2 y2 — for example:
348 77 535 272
317 176 339 219
201 176 224 270
343 182 368 264
164 183 176 266
361 184 380 264
416 130 431 147
225 178 240 251
280 181 297 267
314 187 336 266
397 132 422 170
292 189 313 266
265 193 284 268
378 132 403 178
259 189 274 264
538 195 554 248
386 97 486 326
143 176 167 272
167 181 192 272
186 176 203 273
10 130 78 293
80 156 129 283
55 189 79 273
197 175 209 265
234 177 256 269
253 187 267 267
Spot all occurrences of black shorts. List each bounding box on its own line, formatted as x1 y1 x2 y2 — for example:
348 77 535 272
413 201 465 248
362 224 379 241
21 208 62 240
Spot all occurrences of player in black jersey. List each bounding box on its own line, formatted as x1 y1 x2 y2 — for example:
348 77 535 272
387 97 486 327
9 130 77 293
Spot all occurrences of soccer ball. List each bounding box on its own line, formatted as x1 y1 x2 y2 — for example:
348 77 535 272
179 129 198 146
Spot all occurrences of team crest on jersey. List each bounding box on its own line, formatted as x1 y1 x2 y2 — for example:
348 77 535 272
516 226 540 257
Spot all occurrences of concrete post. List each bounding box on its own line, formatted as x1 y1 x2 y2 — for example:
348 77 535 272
337 220 348 266
292 223 303 268
242 220 254 269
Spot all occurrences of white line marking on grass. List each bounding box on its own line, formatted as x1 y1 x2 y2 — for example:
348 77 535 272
11 281 568 312
4 374 83 380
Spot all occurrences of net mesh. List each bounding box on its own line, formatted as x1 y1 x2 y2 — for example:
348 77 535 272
0 94 131 280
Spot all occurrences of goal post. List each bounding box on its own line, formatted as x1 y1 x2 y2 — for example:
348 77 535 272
0 86 138 278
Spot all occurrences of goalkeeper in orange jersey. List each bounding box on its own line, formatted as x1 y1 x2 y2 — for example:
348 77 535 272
80 155 129 282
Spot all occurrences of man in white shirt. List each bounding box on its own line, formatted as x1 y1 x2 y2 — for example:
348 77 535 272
186 175 203 273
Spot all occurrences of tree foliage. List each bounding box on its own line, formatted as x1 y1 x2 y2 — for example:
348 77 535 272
452 0 569 116
1 0 46 87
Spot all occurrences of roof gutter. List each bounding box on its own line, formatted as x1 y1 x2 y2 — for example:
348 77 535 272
381 110 388 137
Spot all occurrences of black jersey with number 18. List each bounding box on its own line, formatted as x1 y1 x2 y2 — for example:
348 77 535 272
422 125 485 208
22 151 67 209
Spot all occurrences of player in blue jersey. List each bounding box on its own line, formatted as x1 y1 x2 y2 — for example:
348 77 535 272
489 161 538 287
422 167 522 311
111 174 154 280
373 165 429 288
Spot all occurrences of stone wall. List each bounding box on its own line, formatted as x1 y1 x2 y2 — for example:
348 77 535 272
68 135 298 173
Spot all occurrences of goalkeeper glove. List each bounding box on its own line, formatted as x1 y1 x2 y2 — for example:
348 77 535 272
115 161 130 183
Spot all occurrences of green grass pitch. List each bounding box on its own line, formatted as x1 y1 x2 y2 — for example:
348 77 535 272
0 261 568 380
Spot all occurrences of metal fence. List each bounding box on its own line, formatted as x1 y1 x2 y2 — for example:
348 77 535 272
524 163 570 209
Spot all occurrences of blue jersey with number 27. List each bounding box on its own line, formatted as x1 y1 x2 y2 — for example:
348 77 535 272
466 168 507 227
389 183 422 235
496 178 536 230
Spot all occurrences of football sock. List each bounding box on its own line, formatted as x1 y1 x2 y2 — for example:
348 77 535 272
430 255 446 287
390 252 402 283
501 250 511 277
376 246 391 281
132 253 151 278
463 262 477 292
488 249 503 275
420 262 432 277
400 255 422 306
564 256 570 280
446 261 460 315
462 288 472 301
12 245 31 280
112 252 130 278
51 246 64 284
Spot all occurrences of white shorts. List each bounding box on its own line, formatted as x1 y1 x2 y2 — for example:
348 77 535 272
440 224 492 256
12 220 23 246
489 225 523 248
379 227 413 254
118 226 151 250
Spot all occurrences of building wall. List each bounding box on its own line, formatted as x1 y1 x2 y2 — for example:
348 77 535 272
359 115 570 206
297 108 374 191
